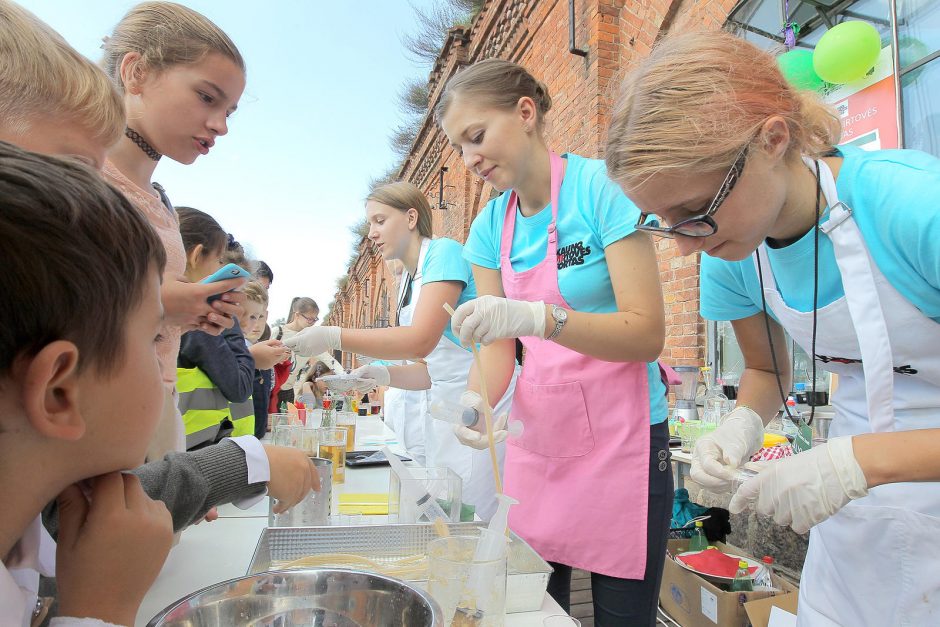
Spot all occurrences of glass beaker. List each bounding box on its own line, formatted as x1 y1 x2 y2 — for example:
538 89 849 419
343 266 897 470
300 427 319 456
268 412 291 431
268 457 332 527
428 533 507 626
337 411 357 451
701 396 731 437
273 423 302 448
318 428 347 484
680 420 703 454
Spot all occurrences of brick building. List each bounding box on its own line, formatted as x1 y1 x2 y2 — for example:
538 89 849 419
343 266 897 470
326 0 939 378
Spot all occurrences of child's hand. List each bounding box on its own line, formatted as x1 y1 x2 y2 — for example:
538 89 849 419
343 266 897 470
56 473 173 625
250 339 292 370
161 278 246 334
263 445 320 513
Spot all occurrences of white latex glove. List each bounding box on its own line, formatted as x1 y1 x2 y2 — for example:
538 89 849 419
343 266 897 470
690 406 765 490
452 390 508 450
729 436 868 534
451 295 546 346
282 326 341 356
350 364 390 388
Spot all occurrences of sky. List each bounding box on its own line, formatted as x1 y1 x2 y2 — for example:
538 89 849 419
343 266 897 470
21 0 438 323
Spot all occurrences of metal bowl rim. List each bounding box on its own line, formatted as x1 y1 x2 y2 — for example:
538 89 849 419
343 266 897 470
146 566 442 626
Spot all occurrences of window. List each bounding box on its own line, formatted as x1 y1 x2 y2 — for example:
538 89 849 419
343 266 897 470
726 0 940 156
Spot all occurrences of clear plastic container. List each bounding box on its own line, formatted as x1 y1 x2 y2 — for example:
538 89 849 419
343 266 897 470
389 466 463 523
428 534 507 626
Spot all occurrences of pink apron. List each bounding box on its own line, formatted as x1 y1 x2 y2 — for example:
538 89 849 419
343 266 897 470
500 151 652 578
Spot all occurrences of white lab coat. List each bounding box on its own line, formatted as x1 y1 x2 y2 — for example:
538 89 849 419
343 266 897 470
398 238 517 520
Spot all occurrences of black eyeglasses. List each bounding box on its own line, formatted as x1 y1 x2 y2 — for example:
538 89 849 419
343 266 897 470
635 147 748 238
300 312 319 324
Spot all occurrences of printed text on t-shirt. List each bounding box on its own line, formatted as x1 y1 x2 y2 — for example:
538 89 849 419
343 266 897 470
557 241 592 270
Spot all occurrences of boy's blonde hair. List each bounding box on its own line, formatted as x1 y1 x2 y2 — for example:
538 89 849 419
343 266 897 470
366 181 434 239
243 281 268 307
102 1 245 93
606 31 842 191
0 0 124 144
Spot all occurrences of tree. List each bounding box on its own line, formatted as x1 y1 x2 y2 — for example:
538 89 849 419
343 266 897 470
398 77 430 118
400 0 484 65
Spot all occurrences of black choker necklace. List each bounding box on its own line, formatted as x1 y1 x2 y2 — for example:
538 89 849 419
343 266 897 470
125 128 161 161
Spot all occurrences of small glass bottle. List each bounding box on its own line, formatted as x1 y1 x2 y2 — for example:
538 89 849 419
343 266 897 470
730 560 754 592
321 392 335 428
689 520 708 552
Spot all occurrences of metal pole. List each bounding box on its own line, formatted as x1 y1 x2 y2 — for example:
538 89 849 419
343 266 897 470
569 0 588 57
438 166 448 210
889 0 905 147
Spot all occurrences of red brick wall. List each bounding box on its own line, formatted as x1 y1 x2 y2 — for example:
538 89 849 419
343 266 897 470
328 0 744 368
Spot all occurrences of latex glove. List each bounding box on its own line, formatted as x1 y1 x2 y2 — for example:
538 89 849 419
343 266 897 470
282 325 341 357
451 295 546 346
690 406 765 490
729 436 868 534
452 390 508 450
351 364 390 388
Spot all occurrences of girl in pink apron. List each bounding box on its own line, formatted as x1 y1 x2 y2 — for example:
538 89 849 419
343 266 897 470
438 59 673 625
607 31 940 626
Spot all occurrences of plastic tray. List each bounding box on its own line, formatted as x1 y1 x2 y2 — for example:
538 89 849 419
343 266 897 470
248 523 552 613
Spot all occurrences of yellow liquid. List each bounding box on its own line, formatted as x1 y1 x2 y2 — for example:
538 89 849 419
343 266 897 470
339 423 357 450
319 443 346 483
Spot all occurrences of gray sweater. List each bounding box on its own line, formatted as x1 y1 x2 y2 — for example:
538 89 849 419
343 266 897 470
44 438 267 536
39 439 267 624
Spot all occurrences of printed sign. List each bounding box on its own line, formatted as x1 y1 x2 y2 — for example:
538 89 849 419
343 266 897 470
825 46 898 151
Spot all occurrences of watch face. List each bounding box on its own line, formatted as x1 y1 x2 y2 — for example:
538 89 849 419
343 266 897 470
554 307 567 322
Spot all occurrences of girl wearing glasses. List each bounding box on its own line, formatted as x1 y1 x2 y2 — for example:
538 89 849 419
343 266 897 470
441 59 672 625
270 297 339 407
607 31 940 625
283 181 519 521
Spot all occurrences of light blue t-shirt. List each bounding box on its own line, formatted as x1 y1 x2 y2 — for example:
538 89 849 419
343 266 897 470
463 153 668 424
417 237 477 349
700 146 940 324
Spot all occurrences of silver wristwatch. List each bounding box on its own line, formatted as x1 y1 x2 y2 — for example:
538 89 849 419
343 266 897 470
547 305 568 341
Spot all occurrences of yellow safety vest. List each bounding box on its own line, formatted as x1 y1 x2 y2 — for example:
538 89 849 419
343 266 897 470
177 367 254 449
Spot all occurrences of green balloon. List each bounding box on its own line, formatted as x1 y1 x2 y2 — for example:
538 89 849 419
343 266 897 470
813 21 882 84
778 49 825 91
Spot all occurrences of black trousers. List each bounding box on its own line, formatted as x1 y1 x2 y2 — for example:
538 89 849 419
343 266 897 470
546 420 673 626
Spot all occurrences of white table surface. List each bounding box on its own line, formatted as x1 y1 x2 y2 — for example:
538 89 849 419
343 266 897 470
137 415 568 625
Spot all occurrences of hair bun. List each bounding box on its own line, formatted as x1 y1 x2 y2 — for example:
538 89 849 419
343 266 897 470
534 81 553 114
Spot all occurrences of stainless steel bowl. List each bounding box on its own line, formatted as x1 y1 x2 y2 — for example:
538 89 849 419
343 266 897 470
147 568 443 626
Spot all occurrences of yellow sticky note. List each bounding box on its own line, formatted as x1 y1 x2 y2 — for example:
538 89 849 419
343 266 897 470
339 493 389 515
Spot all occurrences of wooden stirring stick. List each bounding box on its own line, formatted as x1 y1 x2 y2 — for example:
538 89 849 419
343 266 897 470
443 303 503 495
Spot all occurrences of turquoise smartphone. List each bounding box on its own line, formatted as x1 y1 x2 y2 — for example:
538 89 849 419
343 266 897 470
201 263 250 302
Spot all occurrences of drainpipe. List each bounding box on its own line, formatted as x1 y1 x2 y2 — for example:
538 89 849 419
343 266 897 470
569 0 588 57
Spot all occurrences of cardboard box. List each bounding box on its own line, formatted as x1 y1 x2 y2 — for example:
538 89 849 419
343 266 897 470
659 539 798 627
